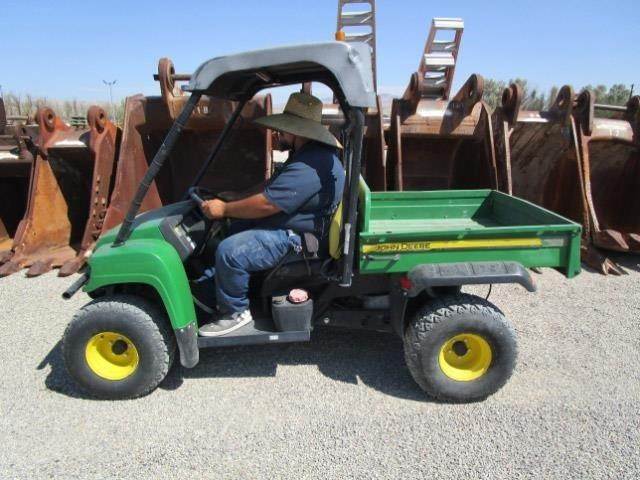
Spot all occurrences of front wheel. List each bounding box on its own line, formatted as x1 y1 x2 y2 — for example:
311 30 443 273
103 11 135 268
404 293 517 402
62 294 176 399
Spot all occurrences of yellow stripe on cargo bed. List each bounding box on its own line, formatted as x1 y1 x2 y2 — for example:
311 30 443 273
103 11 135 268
361 238 543 254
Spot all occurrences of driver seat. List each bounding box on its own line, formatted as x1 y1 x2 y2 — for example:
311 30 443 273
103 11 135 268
265 175 367 284
265 203 342 283
278 174 364 268
259 177 370 297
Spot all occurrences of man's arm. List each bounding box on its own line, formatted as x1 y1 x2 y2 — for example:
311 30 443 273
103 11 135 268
201 193 281 220
216 181 266 202
202 152 321 221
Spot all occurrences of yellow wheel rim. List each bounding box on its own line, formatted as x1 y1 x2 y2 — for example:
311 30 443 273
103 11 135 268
438 333 492 382
85 332 139 381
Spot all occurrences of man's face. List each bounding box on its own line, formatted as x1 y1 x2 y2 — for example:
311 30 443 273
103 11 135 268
278 132 295 151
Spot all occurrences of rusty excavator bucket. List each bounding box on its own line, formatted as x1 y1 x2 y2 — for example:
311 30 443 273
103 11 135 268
492 84 585 221
573 91 640 265
360 94 387 191
492 84 593 269
0 98 38 257
0 106 119 277
319 92 386 191
384 18 497 191
492 83 638 275
102 58 273 233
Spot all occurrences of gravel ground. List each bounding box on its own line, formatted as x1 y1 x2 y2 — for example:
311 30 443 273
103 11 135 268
0 257 639 479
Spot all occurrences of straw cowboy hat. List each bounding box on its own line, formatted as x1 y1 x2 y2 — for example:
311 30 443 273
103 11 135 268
254 92 342 149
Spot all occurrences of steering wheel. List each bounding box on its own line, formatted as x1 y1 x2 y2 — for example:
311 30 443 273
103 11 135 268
188 186 215 216
187 186 223 257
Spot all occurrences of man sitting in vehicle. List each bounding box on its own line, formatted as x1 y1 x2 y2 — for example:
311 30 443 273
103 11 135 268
198 92 345 336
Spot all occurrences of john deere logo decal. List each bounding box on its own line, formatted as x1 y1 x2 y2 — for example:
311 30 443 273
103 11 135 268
362 238 544 254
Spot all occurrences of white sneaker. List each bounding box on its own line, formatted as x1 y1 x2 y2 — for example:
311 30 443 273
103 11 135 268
198 310 253 337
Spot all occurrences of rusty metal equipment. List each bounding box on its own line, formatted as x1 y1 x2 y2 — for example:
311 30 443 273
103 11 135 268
1 57 271 278
493 84 593 269
384 19 497 191
102 58 273 233
415 17 464 100
0 98 37 257
492 84 584 221
360 94 387 191
493 83 640 274
573 91 640 259
0 106 119 277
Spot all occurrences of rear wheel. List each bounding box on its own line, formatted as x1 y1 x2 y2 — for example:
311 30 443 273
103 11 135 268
404 293 517 402
62 294 176 399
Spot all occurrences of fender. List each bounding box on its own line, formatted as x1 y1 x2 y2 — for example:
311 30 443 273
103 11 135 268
406 261 536 298
389 261 535 336
84 238 199 368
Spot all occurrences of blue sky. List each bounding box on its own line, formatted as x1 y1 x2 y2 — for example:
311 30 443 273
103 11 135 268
1 0 637 104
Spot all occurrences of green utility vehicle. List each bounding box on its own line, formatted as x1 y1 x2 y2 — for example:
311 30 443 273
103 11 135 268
61 43 581 401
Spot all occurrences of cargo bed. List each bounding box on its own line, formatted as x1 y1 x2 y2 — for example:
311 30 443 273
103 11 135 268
358 185 582 278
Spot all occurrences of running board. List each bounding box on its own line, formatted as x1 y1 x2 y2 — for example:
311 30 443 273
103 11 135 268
197 318 310 348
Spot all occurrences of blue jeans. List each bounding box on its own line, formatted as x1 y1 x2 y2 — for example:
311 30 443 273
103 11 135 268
214 228 301 314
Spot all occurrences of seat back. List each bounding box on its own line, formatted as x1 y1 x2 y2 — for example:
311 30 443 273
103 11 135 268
329 177 369 259
328 202 344 259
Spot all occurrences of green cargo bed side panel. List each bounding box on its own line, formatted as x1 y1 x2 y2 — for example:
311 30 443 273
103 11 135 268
358 188 582 278
84 238 196 329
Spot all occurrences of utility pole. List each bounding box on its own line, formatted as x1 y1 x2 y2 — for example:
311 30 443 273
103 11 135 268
103 79 117 120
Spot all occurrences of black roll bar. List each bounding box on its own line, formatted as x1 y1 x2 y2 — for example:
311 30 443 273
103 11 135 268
112 93 249 247
188 97 249 191
339 108 365 287
113 92 203 246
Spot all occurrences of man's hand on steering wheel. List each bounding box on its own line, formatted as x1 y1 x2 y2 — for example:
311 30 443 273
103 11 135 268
201 198 226 220
190 184 280 221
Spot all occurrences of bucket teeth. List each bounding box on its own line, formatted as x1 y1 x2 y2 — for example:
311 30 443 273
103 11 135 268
0 260 22 277
594 230 630 252
600 258 627 276
581 245 626 276
0 250 13 264
26 259 54 277
626 234 640 253
59 257 85 277
0 105 121 279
